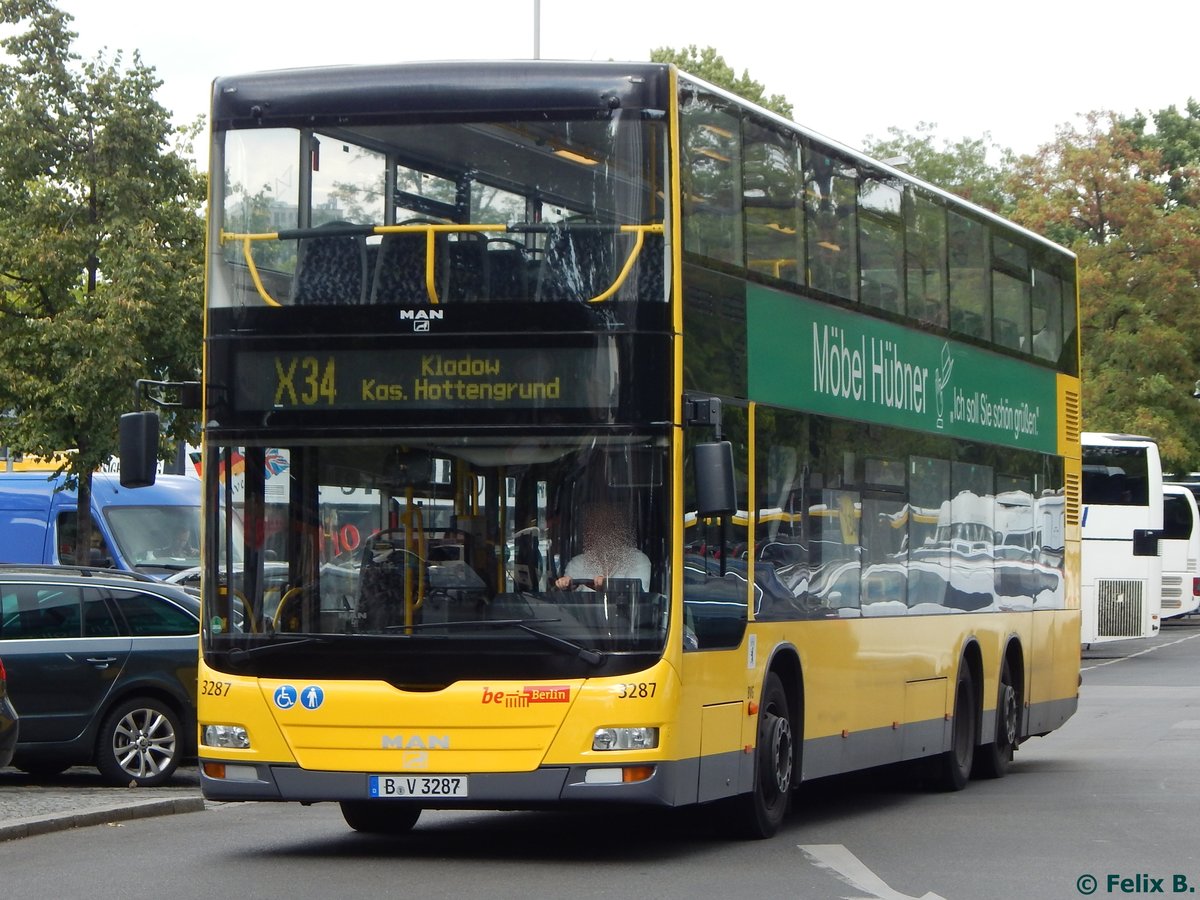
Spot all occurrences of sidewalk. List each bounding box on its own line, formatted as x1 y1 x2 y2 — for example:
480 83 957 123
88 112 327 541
0 765 205 842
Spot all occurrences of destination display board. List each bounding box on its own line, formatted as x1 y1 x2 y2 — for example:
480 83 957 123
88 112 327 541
232 346 618 413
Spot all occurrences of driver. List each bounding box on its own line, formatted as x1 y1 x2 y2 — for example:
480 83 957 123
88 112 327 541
554 503 650 591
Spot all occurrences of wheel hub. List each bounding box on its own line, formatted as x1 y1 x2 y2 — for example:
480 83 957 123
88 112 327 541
999 684 1018 746
767 714 793 792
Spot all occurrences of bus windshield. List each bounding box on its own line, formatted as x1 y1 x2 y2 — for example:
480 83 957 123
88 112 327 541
204 435 670 680
1082 445 1150 505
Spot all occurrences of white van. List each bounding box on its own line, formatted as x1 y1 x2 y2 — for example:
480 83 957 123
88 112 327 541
1161 484 1200 618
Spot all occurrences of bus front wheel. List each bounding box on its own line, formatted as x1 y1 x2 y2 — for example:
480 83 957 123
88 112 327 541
340 801 422 834
735 671 795 839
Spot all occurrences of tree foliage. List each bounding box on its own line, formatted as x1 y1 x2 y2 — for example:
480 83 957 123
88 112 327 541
861 122 1013 213
0 0 206 554
1007 112 1200 470
1122 99 1200 210
650 45 792 118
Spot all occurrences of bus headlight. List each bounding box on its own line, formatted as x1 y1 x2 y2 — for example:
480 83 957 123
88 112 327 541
592 727 659 751
202 724 251 749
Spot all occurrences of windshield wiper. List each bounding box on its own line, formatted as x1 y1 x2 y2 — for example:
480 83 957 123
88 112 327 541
396 618 603 666
225 636 330 658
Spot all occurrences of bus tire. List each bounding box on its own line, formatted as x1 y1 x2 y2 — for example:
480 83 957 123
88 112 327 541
974 657 1020 779
340 801 422 834
735 671 795 839
935 664 976 792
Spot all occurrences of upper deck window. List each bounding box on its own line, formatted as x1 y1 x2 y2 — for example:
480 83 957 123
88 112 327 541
681 92 743 266
991 235 1030 353
948 211 989 341
742 116 802 285
212 108 667 309
905 191 948 327
858 174 903 314
804 148 858 302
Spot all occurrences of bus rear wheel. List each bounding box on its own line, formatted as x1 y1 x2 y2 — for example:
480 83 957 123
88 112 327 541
974 657 1020 779
935 664 976 792
735 672 795 839
340 801 422 834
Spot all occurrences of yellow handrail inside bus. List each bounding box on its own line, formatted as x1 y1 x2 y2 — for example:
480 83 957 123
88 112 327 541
401 491 425 632
274 587 304 633
584 224 663 304
223 232 284 307
219 222 664 307
748 257 798 279
219 585 258 633
374 223 501 306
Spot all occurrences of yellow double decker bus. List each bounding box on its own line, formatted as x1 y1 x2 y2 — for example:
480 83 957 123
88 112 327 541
162 61 1081 838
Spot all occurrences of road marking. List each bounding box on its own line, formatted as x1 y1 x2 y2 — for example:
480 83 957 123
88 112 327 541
1083 629 1200 670
799 844 947 900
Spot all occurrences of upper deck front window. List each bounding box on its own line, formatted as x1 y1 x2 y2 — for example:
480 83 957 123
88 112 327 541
213 111 667 309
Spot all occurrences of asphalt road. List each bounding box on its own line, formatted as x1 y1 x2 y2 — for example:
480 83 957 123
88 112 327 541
1 618 1197 899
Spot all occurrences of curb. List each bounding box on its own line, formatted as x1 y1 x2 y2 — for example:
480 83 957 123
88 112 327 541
0 796 206 843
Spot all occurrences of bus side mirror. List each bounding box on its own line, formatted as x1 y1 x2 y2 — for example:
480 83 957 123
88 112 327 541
119 411 160 488
694 441 736 516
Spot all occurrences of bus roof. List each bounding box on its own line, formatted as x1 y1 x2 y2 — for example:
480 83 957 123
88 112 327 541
211 60 671 128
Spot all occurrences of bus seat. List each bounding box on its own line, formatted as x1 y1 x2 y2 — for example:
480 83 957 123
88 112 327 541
291 223 368 305
357 530 425 631
369 232 431 304
950 308 985 339
993 317 1021 351
487 239 531 300
636 232 665 301
535 224 614 302
442 234 488 302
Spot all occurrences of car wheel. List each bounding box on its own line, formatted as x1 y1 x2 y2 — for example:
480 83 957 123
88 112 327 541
340 801 422 834
95 696 183 787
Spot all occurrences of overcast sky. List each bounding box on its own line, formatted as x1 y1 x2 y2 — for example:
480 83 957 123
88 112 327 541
53 0 1198 159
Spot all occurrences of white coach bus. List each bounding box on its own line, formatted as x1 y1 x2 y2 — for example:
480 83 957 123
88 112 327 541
1080 432 1163 645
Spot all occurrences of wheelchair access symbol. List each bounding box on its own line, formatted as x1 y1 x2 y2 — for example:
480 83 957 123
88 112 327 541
274 684 324 710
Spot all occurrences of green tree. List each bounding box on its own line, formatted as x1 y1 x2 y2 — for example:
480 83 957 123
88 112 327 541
1007 112 1200 470
0 0 206 560
650 45 792 118
862 122 1014 212
1122 99 1200 209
